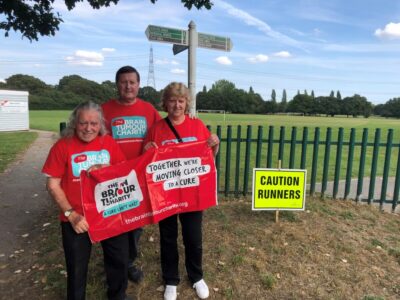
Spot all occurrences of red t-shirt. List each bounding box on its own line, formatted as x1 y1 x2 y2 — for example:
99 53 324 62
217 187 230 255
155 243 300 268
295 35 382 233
145 115 210 147
101 98 161 160
42 135 126 221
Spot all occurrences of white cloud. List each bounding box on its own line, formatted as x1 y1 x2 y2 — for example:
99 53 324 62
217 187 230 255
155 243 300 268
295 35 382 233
101 48 115 53
171 68 185 74
247 54 269 63
273 51 291 58
171 60 179 65
215 56 232 65
0 78 5 83
375 22 400 39
65 50 104 66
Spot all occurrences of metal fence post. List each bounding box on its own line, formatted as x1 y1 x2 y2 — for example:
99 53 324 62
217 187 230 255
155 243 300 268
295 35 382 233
380 129 393 210
321 127 332 198
344 128 355 199
368 128 381 204
310 127 320 196
333 128 344 199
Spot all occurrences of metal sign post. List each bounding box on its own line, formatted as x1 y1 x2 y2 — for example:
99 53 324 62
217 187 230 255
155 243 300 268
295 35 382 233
145 21 232 114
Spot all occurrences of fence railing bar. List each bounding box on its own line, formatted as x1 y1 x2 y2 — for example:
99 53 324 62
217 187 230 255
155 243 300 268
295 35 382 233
333 128 344 199
300 127 308 170
255 126 263 168
310 127 320 196
356 129 368 202
380 129 393 210
344 128 355 199
234 125 241 197
392 142 400 212
321 128 332 197
243 125 252 196
266 126 274 168
368 128 381 203
289 127 297 168
224 125 232 197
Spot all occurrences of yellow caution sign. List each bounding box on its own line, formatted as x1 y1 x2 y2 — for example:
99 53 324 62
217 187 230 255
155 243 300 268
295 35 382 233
252 168 307 210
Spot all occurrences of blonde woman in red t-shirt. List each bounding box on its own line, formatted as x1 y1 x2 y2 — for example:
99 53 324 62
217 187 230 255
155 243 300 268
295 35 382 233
144 82 219 300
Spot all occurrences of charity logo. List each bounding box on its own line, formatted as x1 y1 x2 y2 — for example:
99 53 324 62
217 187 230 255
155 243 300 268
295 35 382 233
94 170 143 218
71 150 110 177
111 116 147 139
146 157 210 191
161 136 197 145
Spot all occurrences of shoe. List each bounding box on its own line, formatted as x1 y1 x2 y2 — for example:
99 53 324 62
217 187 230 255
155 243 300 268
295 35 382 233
193 279 209 299
128 265 144 283
164 285 177 300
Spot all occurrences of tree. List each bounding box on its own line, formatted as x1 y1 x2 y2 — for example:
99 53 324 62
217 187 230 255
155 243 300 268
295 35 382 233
311 90 315 99
0 0 213 41
58 75 114 103
336 90 342 100
271 89 276 102
138 86 161 108
3 74 50 93
281 89 287 103
342 94 372 118
287 94 315 115
279 89 287 112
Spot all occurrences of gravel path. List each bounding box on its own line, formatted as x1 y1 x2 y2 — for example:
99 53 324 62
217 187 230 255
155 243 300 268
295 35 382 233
0 130 56 257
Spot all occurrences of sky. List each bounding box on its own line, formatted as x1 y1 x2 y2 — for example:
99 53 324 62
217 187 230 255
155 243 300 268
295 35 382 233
1 0 400 104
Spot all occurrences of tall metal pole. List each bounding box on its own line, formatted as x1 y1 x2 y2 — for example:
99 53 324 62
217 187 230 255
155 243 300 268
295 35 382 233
188 21 197 115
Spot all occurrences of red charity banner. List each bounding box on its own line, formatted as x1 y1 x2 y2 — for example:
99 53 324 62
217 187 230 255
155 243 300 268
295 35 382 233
80 141 217 243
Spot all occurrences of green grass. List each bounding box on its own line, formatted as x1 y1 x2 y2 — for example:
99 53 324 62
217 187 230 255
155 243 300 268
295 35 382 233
0 131 38 172
29 110 400 134
29 111 400 192
29 110 71 132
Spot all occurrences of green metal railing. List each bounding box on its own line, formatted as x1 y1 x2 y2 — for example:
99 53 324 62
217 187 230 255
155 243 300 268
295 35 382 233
209 125 400 212
59 122 400 211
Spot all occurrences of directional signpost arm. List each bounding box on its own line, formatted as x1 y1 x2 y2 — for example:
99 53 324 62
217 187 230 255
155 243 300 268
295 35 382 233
145 21 232 115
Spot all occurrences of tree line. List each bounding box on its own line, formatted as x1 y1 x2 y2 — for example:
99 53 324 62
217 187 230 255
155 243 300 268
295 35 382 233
1 74 400 118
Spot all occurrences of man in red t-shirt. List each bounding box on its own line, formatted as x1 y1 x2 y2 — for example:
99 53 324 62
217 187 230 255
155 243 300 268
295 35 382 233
102 66 161 282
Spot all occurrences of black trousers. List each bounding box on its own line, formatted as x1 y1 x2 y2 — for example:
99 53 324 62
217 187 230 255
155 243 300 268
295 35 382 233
127 227 143 264
61 222 129 300
159 211 203 285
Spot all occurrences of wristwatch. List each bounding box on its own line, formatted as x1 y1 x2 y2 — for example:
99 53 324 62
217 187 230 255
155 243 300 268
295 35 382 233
64 208 74 218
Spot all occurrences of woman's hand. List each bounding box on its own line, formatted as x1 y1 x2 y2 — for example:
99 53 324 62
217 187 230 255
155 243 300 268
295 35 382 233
207 134 220 156
87 163 109 174
143 141 158 152
68 212 89 234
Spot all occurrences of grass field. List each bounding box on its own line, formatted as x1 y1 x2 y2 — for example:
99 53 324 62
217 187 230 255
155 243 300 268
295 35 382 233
2 196 400 299
0 131 38 173
29 111 400 195
29 110 400 135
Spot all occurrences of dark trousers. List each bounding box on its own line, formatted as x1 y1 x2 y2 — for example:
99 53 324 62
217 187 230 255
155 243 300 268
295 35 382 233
159 211 203 285
127 227 143 264
61 222 129 300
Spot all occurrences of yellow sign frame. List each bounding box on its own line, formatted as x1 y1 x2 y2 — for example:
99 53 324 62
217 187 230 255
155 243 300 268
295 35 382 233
252 168 307 211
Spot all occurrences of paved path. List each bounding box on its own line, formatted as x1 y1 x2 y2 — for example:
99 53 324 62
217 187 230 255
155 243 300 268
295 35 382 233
0 130 57 257
311 177 399 213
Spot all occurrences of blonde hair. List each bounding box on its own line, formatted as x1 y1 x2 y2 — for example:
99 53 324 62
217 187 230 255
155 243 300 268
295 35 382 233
161 82 191 113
